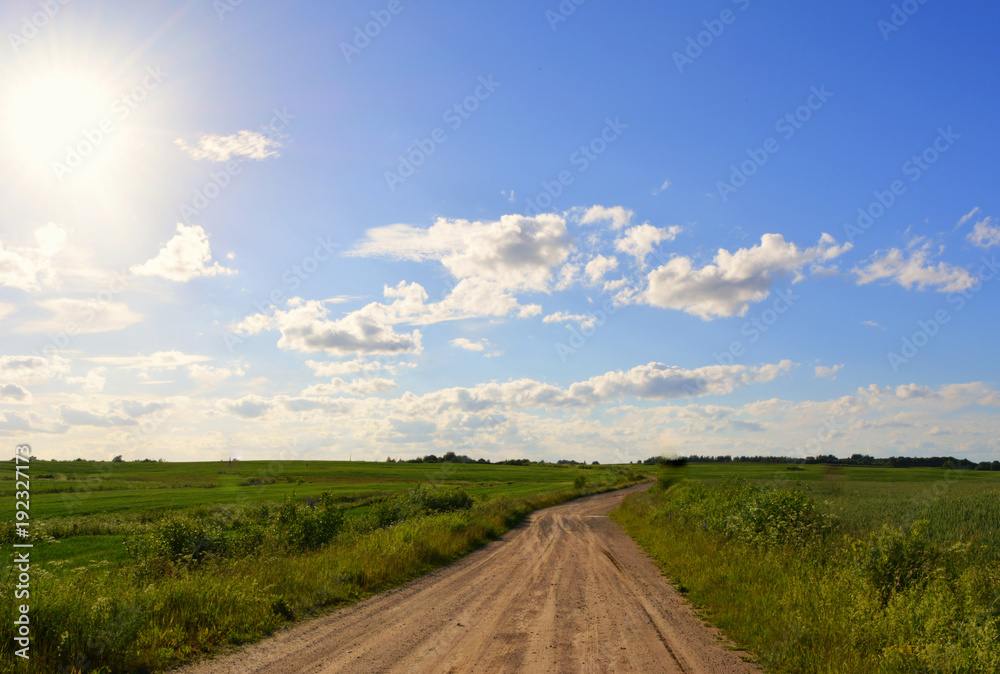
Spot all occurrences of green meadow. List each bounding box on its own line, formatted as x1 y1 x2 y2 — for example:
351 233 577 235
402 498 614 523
612 462 1000 673
1 459 643 673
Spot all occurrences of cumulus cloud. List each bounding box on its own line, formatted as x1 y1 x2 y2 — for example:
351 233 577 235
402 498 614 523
0 383 31 402
187 363 246 391
0 355 70 385
576 205 634 230
16 298 142 334
853 242 975 292
815 364 844 379
59 405 134 427
217 395 273 419
175 131 282 162
642 233 851 319
584 254 618 284
450 337 491 352
301 377 397 397
234 278 542 355
615 224 681 265
0 224 67 291
404 360 795 414
131 224 236 282
543 311 598 331
67 367 107 393
305 358 404 377
967 217 1000 249
347 214 571 292
233 297 423 356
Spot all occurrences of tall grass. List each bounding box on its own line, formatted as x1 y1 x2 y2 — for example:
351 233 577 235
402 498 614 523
612 477 1000 673
0 472 641 673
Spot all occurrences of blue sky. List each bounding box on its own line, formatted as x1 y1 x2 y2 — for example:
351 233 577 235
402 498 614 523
1 0 998 462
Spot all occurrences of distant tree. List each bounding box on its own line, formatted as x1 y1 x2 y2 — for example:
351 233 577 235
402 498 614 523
111 455 123 463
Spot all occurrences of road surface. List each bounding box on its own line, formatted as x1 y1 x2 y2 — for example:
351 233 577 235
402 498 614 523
180 484 757 673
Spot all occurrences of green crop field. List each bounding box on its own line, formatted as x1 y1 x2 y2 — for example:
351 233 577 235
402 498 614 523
0 459 644 673
612 462 1000 673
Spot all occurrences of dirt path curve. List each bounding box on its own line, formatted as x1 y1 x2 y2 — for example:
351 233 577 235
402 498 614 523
180 484 757 673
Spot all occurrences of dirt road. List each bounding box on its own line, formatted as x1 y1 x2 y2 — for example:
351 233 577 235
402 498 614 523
181 484 757 673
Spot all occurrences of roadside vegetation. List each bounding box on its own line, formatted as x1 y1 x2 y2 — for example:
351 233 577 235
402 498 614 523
612 463 1000 673
0 459 644 673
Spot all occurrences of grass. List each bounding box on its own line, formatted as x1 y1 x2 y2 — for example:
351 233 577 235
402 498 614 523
611 463 1000 673
0 460 644 673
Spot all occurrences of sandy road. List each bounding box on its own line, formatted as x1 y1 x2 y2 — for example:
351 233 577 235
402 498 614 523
181 484 757 673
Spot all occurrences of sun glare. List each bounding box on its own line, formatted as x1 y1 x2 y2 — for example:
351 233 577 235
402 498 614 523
3 70 112 168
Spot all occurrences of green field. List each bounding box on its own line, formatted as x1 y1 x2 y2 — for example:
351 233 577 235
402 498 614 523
612 462 1000 673
1 459 644 673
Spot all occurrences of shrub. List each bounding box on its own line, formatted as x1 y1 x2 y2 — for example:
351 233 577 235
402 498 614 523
854 519 948 605
573 475 586 490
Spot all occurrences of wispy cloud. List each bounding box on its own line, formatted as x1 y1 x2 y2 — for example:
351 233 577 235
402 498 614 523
175 130 282 162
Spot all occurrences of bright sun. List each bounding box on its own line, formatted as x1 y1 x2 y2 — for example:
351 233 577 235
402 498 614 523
3 70 112 167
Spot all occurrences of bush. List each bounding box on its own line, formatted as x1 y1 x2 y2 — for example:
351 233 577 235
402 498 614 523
855 519 948 605
573 475 586 490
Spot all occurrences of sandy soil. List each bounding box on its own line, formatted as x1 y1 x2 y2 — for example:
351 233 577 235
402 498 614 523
178 484 758 673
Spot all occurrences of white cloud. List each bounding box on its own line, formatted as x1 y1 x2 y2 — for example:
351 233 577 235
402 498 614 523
234 278 542 355
0 355 70 384
217 395 273 419
347 214 571 292
187 363 246 391
814 364 844 379
956 207 981 230
615 224 681 265
643 233 851 319
301 377 397 397
0 224 66 291
0 383 31 402
67 367 107 393
652 179 671 195
576 205 634 230
967 217 1000 249
86 351 213 371
305 358 404 377
853 243 975 292
131 224 236 282
860 320 885 330
584 254 618 284
450 337 490 352
234 297 423 356
406 360 795 413
16 298 142 334
0 303 16 324
175 131 282 162
543 311 598 331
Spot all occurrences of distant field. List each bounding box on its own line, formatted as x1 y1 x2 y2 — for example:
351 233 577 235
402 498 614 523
0 459 644 672
613 462 1000 672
